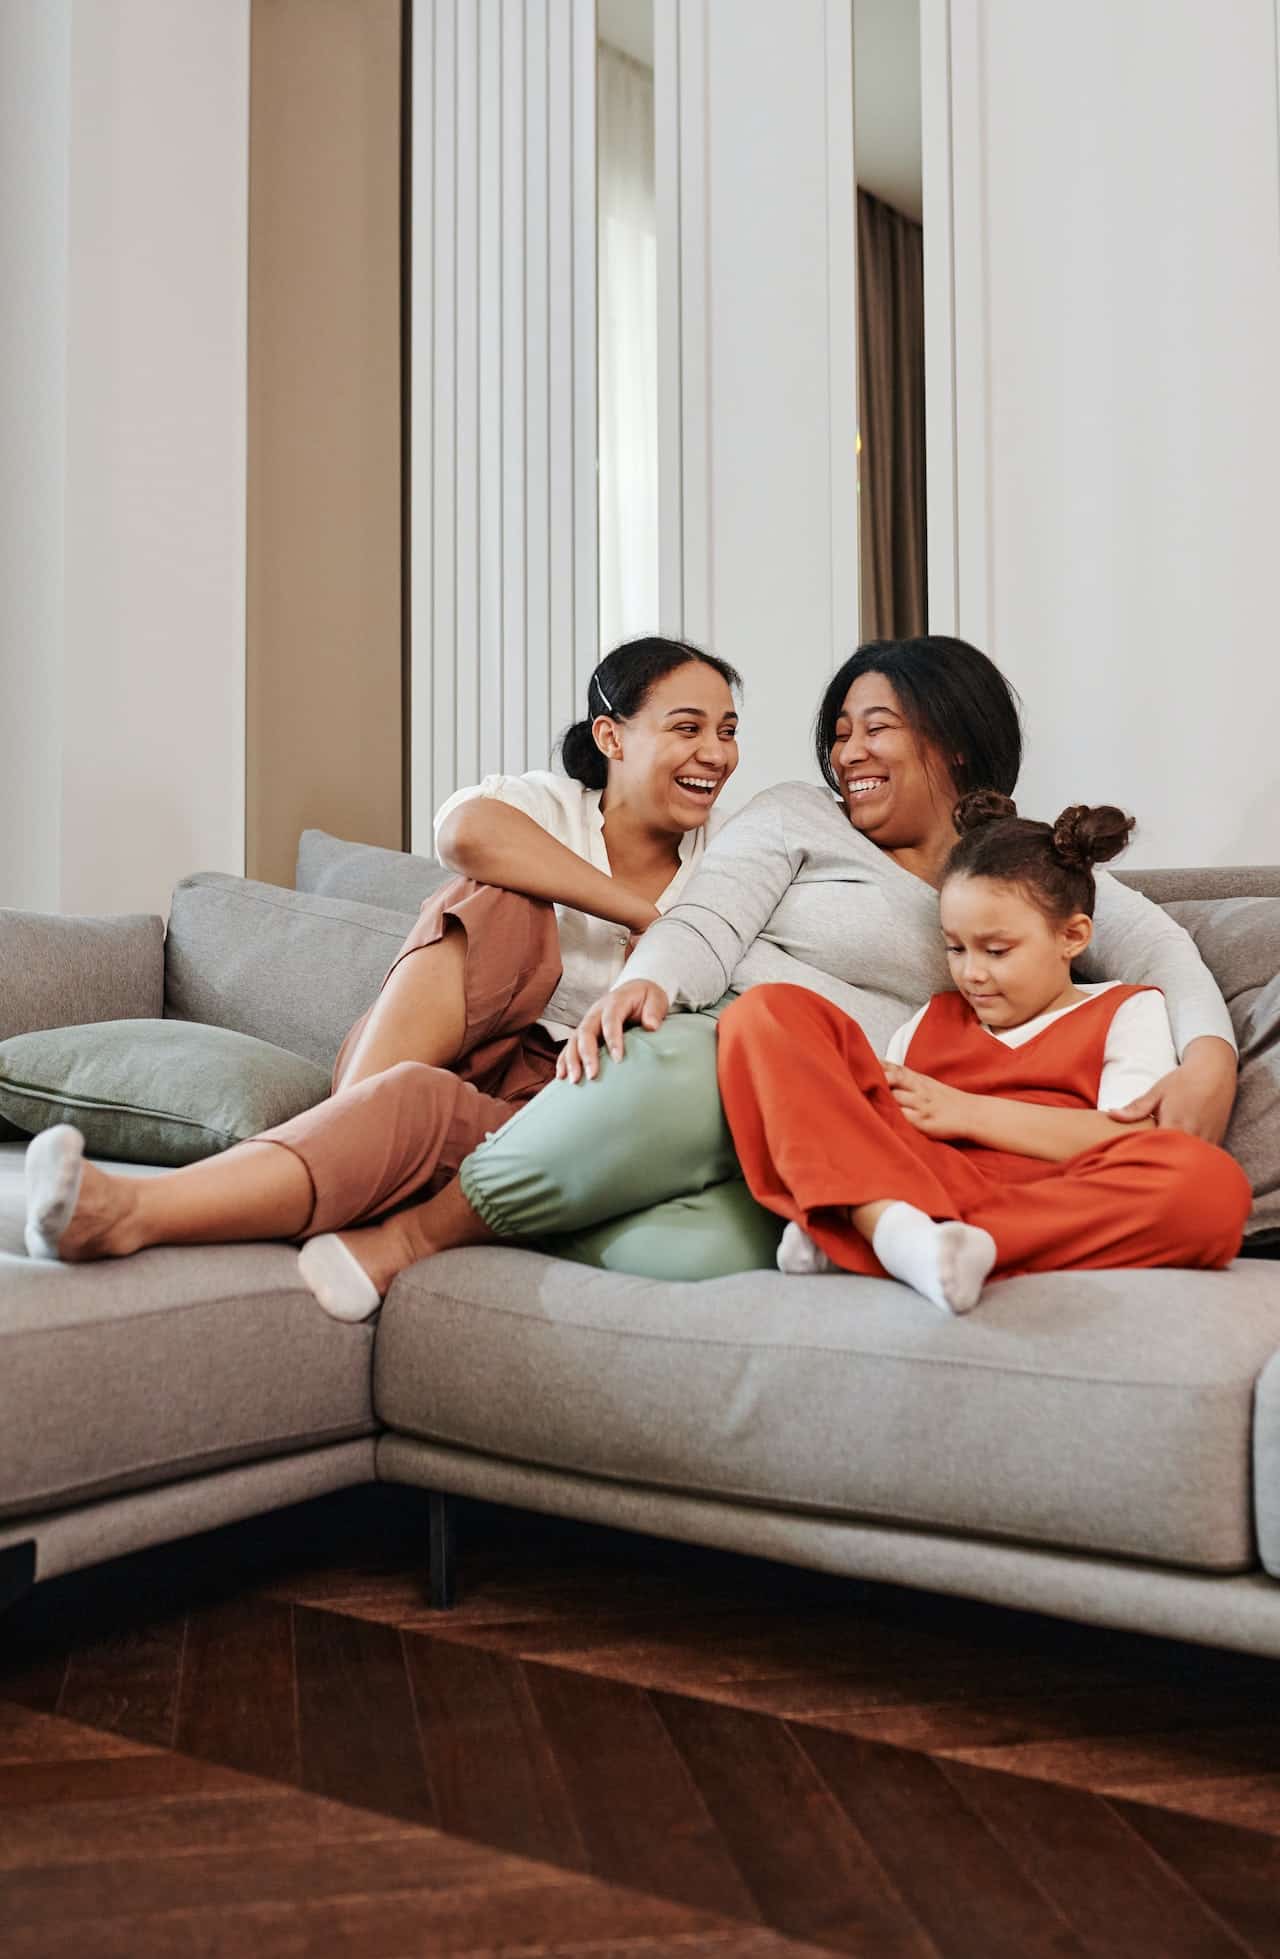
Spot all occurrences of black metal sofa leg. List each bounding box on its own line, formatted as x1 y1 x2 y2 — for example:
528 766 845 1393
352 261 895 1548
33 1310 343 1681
0 1542 36 1617
428 1494 457 1610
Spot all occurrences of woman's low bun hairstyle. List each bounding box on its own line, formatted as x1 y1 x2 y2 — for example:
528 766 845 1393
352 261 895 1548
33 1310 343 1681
559 712 610 791
558 636 742 791
945 793 1136 919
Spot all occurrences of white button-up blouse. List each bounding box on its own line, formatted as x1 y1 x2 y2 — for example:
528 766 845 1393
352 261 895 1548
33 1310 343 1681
433 770 722 1040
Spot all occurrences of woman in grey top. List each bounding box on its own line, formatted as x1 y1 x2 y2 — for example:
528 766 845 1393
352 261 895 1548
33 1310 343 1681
287 635 1237 1308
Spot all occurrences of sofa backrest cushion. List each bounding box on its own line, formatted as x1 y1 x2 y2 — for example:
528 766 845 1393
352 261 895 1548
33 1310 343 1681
296 829 451 913
165 874 417 1072
0 909 165 1141
1165 896 1280 1239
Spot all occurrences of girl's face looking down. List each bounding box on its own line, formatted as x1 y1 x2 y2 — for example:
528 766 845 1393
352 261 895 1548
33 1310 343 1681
830 674 957 849
598 661 739 834
939 874 1094 1030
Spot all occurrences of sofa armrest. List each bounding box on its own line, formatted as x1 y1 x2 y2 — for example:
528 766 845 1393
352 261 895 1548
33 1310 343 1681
0 909 165 1043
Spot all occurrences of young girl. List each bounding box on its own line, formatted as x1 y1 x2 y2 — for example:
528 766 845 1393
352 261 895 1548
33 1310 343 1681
24 637 741 1317
716 792 1252 1314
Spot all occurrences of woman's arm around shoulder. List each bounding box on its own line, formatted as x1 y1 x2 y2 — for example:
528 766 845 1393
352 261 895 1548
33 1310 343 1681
1082 875 1237 1141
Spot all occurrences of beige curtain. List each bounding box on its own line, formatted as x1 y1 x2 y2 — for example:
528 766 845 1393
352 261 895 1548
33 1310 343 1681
857 188 927 641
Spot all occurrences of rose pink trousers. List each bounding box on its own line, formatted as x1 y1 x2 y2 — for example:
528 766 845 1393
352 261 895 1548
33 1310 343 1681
258 879 562 1234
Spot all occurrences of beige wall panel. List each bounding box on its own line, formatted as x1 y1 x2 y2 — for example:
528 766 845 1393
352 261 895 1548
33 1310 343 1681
248 0 402 888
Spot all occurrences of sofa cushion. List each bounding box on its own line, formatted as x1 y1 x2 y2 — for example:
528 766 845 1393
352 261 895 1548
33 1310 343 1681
0 1144 374 1519
165 874 418 1072
376 1249 1280 1572
0 910 166 1141
296 829 451 913
0 1021 329 1165
1166 897 1280 1239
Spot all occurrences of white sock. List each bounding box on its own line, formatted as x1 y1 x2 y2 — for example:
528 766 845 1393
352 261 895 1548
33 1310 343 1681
24 1125 86 1262
870 1201 996 1315
298 1235 382 1323
776 1220 835 1275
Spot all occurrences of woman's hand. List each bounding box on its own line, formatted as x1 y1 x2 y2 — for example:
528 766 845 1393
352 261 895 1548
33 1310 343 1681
883 1063 977 1141
556 981 672 1083
1109 1036 1238 1144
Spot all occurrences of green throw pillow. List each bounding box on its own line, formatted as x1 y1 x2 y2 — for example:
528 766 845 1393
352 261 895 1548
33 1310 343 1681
0 1019 330 1166
544 1178 783 1280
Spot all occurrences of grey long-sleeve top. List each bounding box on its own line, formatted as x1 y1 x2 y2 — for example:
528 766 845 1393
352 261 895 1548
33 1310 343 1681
620 782 1236 1058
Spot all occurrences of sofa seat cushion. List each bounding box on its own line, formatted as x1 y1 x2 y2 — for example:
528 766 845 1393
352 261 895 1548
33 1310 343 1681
375 1248 1280 1573
0 1146 374 1520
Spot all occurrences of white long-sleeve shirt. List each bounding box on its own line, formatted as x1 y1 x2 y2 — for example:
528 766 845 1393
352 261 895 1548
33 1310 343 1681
621 781 1236 1058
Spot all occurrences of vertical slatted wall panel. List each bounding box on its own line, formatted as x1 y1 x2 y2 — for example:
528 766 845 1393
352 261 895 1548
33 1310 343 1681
501 0 527 774
653 0 684 636
546 0 579 769
523 0 551 770
410 0 597 850
675 0 711 650
429 0 456 809
453 0 481 788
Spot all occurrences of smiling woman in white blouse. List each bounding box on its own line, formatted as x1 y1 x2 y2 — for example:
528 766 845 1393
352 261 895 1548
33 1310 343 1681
22 637 742 1316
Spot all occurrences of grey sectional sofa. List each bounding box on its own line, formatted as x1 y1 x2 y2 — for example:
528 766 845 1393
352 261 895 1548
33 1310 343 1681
3 835 1280 1660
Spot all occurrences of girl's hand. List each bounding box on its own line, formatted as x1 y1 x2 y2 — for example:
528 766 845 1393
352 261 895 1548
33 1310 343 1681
883 1063 976 1140
556 981 671 1084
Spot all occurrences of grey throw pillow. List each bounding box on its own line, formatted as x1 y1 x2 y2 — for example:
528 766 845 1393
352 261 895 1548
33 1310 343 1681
1166 897 1280 1239
0 1020 330 1167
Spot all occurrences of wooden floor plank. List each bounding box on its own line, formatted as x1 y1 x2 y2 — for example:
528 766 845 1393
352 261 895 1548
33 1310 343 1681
0 1817 819 1958
55 1615 187 1749
653 1688 941 1957
174 1592 299 1784
940 1757 1254 1958
523 1660 765 1926
794 1722 1088 1959
1108 1773 1280 1838
402 1631 590 1874
293 1602 438 1828
0 1698 153 1767
1117 1801 1280 1958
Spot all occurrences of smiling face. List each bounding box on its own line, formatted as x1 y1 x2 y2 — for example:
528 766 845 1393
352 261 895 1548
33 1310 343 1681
830 673 958 852
598 660 740 834
939 874 1093 1030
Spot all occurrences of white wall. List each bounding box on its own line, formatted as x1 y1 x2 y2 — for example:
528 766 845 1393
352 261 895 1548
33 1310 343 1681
927 0 1280 867
658 0 860 812
0 0 248 918
0 1 71 911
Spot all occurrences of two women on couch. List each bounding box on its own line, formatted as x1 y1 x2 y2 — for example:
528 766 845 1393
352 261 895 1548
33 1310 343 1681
25 634 1247 1305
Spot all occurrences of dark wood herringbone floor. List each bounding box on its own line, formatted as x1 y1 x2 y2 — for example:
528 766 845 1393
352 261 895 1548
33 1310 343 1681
3 1487 1280 1956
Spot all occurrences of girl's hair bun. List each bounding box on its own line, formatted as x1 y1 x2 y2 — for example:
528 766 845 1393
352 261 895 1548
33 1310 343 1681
953 789 1018 835
1050 803 1135 871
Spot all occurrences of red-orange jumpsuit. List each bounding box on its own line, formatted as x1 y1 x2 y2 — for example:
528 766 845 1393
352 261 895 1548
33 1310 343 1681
717 983 1250 1280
